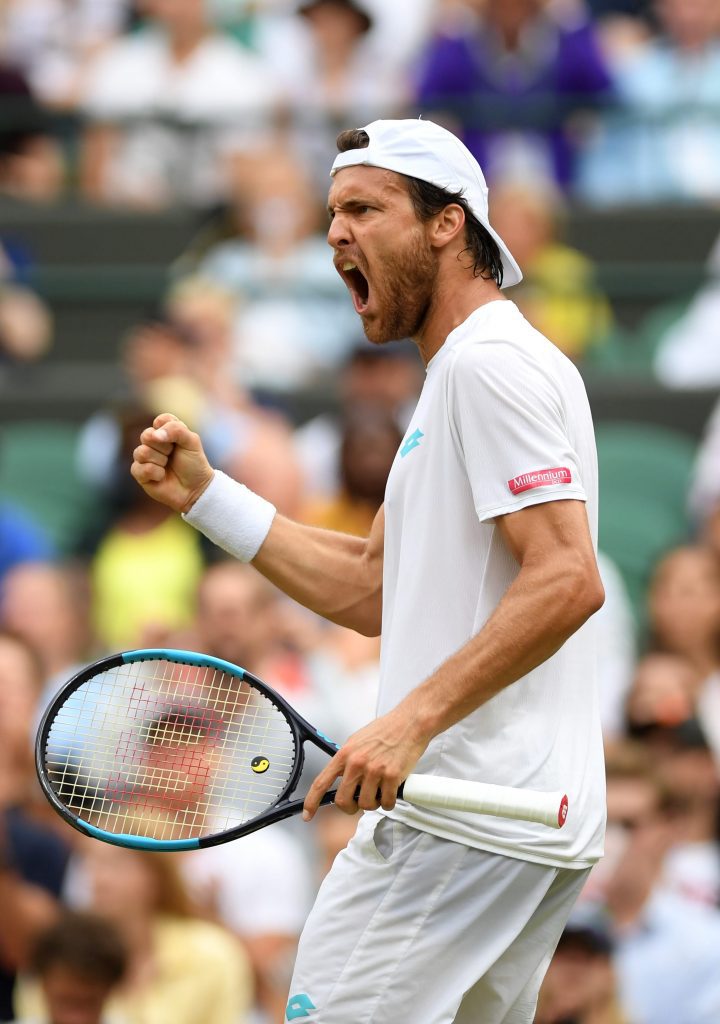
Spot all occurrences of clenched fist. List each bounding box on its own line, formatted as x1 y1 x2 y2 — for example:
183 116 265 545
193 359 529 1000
131 412 214 514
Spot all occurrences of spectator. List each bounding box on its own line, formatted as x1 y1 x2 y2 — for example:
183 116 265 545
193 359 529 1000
77 307 304 519
0 630 55 824
88 404 205 649
0 61 65 201
166 278 305 514
360 0 439 72
647 545 720 684
0 510 55 588
12 911 128 1024
0 0 131 111
79 0 278 207
625 651 701 739
186 558 379 747
184 560 286 672
0 631 70 1022
0 562 93 707
600 745 720 1023
578 0 720 204
30 844 254 1024
302 405 402 537
654 726 720 908
256 0 408 185
0 285 53 364
294 340 423 500
536 907 629 1024
193 139 359 389
415 0 613 190
76 314 206 498
183 828 313 1024
488 177 613 360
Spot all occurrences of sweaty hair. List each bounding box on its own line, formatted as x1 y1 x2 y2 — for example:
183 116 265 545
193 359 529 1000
336 128 504 285
32 912 127 986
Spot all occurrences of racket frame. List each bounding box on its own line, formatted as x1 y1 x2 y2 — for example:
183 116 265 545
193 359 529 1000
35 648 343 852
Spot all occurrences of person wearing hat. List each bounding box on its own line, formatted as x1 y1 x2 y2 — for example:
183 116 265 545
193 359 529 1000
131 118 606 1023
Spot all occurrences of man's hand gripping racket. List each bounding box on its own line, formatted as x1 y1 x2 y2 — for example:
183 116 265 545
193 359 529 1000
36 649 568 852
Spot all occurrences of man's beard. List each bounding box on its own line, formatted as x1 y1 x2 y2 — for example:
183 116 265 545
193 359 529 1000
361 234 438 345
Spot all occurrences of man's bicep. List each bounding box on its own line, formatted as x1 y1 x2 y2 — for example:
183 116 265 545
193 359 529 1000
362 504 385 599
495 498 599 575
365 504 385 567
349 504 384 636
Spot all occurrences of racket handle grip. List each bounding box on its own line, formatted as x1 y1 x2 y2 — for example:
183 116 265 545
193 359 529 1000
399 775 569 829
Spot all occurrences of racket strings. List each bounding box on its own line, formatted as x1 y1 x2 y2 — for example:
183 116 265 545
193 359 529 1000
44 658 297 841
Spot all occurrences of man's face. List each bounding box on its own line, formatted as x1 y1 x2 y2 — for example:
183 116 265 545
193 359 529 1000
328 166 438 345
42 967 113 1024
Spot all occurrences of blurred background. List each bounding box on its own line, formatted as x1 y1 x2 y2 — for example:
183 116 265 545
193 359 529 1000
1 0 720 1021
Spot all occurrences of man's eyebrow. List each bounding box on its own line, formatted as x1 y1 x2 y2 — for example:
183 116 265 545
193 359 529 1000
327 197 375 217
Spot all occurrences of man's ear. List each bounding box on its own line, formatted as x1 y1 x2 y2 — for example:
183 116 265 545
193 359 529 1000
428 203 466 250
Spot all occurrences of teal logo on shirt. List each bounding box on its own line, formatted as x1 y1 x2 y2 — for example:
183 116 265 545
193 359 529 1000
286 993 316 1019
400 428 424 458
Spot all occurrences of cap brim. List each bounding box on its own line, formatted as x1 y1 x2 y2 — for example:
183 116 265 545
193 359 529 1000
483 221 523 289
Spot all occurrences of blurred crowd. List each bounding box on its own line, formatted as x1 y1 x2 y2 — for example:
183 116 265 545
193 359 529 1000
1 0 720 207
1 1 720 1023
3 0 720 385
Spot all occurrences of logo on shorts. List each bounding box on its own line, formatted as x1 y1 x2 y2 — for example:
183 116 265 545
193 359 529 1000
508 467 572 495
286 993 316 1020
400 428 424 458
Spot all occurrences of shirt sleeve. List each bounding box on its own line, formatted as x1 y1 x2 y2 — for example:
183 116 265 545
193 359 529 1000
448 340 588 522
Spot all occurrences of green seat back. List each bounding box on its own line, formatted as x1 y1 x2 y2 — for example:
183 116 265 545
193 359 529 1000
596 422 697 626
0 422 105 554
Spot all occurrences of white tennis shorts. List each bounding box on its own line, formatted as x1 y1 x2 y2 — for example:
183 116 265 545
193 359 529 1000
287 812 590 1023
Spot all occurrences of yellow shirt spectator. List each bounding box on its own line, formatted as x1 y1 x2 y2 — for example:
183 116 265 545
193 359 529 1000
91 513 204 650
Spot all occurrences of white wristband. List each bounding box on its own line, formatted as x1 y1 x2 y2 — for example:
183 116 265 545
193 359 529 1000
182 470 276 563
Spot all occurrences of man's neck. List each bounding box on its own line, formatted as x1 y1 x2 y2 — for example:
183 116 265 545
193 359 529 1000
413 272 505 366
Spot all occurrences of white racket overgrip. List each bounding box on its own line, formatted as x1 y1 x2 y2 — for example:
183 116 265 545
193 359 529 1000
401 775 568 829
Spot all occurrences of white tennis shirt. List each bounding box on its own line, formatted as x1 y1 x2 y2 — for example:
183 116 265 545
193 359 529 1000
381 300 605 868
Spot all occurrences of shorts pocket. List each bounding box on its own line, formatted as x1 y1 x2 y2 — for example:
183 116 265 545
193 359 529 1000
370 815 396 862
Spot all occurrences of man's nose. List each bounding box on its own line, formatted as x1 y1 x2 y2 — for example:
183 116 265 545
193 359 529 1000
327 213 352 249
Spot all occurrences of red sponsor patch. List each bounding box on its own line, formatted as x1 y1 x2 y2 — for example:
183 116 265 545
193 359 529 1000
558 794 569 828
508 466 572 495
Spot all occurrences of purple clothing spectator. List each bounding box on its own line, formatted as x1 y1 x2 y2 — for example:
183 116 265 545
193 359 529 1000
415 6 613 189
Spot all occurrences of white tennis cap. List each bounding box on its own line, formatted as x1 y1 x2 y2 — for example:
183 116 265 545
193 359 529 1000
331 118 523 289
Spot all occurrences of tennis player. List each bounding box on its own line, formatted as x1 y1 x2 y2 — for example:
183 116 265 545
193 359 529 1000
131 118 606 1023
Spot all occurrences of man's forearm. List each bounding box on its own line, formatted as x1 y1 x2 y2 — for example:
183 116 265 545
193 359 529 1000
252 515 382 635
180 468 385 636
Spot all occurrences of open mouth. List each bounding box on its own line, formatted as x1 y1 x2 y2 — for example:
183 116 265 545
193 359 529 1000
338 260 370 315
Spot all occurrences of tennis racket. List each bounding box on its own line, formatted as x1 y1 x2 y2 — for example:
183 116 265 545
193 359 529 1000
35 649 569 851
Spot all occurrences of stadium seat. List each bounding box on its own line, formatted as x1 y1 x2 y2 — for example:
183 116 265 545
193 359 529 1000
583 299 691 377
596 421 697 627
0 422 106 554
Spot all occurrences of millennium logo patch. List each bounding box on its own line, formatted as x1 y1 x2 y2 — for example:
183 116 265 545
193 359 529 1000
508 467 572 495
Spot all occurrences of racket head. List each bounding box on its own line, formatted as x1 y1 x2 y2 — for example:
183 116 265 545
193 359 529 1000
36 649 334 851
